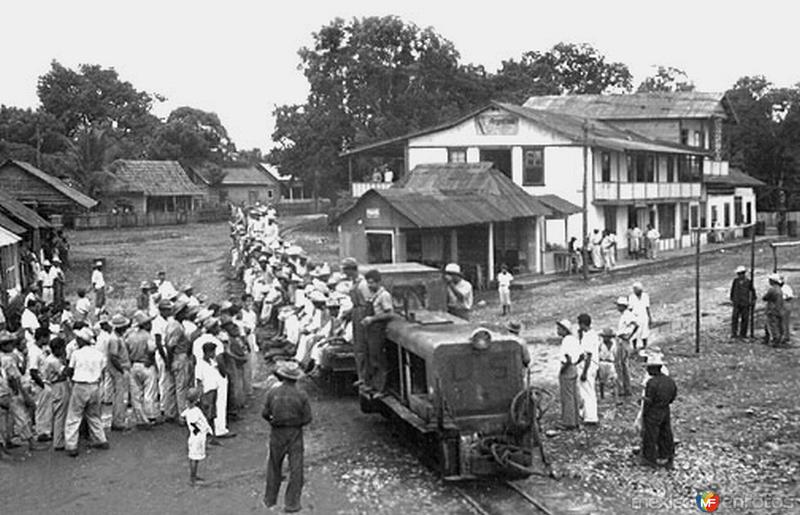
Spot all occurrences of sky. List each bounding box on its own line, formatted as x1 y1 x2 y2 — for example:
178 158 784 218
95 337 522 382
2 0 799 152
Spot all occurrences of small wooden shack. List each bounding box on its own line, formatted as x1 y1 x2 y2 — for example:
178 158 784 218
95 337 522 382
0 159 97 223
0 188 51 256
0 224 22 302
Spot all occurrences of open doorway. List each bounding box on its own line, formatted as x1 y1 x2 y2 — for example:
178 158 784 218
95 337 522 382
479 148 512 178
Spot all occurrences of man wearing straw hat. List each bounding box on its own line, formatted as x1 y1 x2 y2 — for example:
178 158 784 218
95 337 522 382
107 313 132 431
91 260 106 314
64 327 109 457
763 273 785 347
556 319 581 430
639 353 677 468
262 361 312 513
444 263 473 320
729 265 755 339
126 311 159 428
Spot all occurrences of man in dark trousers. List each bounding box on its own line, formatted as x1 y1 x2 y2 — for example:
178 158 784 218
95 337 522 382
763 273 785 346
342 258 371 390
641 354 677 468
730 266 755 339
262 361 312 513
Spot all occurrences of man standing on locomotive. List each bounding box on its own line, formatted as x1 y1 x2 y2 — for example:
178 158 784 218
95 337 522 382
444 263 473 320
342 258 371 389
360 269 394 396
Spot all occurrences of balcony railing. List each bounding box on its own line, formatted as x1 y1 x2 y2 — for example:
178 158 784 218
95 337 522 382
704 159 729 176
595 181 702 201
351 181 393 197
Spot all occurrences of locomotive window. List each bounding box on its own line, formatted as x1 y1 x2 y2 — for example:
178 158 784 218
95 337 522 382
408 352 428 395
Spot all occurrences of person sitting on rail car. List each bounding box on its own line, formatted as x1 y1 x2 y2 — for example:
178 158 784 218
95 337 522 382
361 269 394 396
443 263 473 320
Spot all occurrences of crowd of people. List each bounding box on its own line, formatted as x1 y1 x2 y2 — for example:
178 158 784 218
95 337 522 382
568 224 663 274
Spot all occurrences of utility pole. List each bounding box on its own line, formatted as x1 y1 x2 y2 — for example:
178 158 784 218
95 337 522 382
695 227 701 354
581 120 589 280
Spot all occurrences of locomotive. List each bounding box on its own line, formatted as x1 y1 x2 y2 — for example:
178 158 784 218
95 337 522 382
352 263 550 480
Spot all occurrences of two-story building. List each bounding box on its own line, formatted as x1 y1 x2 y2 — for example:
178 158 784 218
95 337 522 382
342 92 761 256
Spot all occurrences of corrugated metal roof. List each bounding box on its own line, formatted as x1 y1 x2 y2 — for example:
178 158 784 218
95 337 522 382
496 103 705 156
106 160 206 197
0 212 25 234
0 224 21 247
2 160 97 209
535 194 583 217
220 166 278 186
704 168 765 188
396 162 552 219
0 189 52 229
523 92 730 120
377 189 511 227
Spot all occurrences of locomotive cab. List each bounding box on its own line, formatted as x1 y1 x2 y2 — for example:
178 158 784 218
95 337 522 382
360 312 546 480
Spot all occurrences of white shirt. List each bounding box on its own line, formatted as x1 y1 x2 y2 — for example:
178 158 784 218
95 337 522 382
782 284 794 301
560 334 581 364
628 292 651 322
95 330 112 358
497 271 513 289
75 298 91 318
577 328 600 368
195 358 223 393
157 280 176 300
240 309 257 333
617 309 638 340
25 342 43 376
21 309 40 334
91 270 105 289
69 345 106 383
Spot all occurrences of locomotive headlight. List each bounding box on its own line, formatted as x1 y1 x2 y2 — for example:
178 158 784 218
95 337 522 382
470 328 491 350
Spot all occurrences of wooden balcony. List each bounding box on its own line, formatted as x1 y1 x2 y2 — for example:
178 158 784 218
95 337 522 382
351 181 393 197
594 181 702 202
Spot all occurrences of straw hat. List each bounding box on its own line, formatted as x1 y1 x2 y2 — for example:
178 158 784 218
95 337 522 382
132 311 154 326
506 321 522 335
615 296 629 306
275 361 304 381
768 273 782 284
735 266 747 274
109 313 130 329
75 327 95 343
645 354 665 367
444 263 463 277
341 257 358 270
600 328 616 338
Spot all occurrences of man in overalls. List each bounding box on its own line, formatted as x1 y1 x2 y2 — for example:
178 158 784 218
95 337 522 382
361 269 394 396
342 258 371 389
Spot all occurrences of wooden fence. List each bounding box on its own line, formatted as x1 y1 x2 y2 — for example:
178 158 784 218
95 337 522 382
73 207 230 230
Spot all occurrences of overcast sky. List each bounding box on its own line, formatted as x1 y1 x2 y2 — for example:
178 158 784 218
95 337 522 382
2 0 798 151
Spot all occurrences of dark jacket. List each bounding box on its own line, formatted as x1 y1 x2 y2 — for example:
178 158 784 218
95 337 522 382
643 373 677 413
730 276 755 306
262 382 312 428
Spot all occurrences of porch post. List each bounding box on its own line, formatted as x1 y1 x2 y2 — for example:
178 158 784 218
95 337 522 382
488 222 495 281
450 229 458 263
535 217 543 274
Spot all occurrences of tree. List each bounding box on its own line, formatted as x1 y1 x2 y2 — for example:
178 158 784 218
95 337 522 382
492 43 633 104
725 76 800 213
638 66 695 93
270 16 493 197
148 106 235 163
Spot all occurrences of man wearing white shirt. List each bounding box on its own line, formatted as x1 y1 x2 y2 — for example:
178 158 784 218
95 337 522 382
155 271 177 301
576 313 600 425
193 319 234 438
615 297 639 397
40 260 56 306
151 300 175 421
91 260 106 313
628 282 652 350
20 299 40 344
64 327 109 457
557 319 581 430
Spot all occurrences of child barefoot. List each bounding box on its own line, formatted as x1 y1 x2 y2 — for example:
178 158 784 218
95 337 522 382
182 387 213 486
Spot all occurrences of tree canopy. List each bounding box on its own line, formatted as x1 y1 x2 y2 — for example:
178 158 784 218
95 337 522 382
638 66 695 93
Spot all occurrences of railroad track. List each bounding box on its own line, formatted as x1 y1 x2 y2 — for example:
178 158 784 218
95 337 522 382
455 480 557 515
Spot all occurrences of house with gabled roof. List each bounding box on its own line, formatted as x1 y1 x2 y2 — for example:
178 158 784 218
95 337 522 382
103 160 206 214
341 92 763 264
0 159 97 223
335 162 580 279
191 165 282 206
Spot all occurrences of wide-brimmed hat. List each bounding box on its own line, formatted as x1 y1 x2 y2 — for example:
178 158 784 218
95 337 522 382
274 361 304 381
327 272 345 286
645 354 665 367
632 281 644 291
615 296 629 306
0 330 18 345
93 260 103 268
556 319 572 332
182 284 194 293
444 263 463 277
286 245 303 257
110 313 130 329
195 308 214 324
506 321 522 334
309 290 327 304
600 328 616 338
341 257 358 270
132 310 154 326
735 266 747 274
140 280 154 290
52 256 62 264
75 327 95 343
172 299 189 316
768 273 782 284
